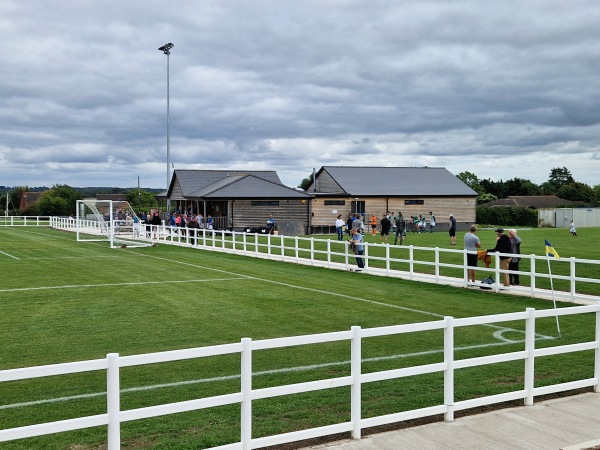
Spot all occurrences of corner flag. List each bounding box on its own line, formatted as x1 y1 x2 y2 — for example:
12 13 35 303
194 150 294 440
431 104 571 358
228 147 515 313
545 240 560 258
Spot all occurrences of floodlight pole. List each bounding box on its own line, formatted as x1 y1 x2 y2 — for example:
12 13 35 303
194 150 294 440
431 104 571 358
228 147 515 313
158 42 174 213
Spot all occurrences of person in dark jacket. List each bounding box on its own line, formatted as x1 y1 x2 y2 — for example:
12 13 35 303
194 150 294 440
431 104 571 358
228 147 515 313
151 211 162 239
508 229 522 285
487 228 512 287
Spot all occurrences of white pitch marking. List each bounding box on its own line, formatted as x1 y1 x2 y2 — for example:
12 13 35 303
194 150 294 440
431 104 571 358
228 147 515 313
0 250 19 260
0 278 250 293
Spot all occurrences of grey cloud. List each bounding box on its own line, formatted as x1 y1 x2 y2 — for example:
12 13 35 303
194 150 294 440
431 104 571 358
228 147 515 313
1 0 599 189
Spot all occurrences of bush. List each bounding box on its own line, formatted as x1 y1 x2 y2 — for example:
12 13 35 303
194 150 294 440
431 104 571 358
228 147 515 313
476 206 538 227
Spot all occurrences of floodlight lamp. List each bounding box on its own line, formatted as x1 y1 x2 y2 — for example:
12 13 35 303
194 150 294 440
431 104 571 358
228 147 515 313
158 43 174 54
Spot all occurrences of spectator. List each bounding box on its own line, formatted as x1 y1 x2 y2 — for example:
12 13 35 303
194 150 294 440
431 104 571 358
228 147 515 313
370 214 377 235
429 212 436 232
464 224 481 284
188 216 200 245
508 229 522 286
151 211 162 239
394 212 405 245
266 215 276 234
346 215 354 236
348 227 365 271
487 228 512 287
379 214 391 243
335 214 345 241
448 214 457 245
352 214 365 234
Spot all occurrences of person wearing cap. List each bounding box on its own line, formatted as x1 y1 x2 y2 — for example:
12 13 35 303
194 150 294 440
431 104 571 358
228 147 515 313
464 224 481 284
487 228 512 287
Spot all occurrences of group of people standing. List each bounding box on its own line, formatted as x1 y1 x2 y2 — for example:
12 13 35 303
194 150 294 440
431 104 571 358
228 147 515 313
464 225 522 287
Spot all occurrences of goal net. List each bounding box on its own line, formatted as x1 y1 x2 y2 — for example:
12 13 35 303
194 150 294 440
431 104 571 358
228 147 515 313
76 200 153 248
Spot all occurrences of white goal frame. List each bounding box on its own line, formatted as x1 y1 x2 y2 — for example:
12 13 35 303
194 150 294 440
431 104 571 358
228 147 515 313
76 200 152 248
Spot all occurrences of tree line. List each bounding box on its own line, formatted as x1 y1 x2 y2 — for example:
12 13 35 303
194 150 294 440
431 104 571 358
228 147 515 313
457 167 598 205
1 185 162 216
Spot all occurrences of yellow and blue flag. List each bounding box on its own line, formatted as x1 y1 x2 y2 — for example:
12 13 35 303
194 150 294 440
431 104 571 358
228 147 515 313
545 240 560 258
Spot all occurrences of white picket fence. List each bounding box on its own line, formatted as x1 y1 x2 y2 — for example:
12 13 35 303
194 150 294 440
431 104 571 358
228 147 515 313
50 217 600 303
0 215 50 226
1 304 599 448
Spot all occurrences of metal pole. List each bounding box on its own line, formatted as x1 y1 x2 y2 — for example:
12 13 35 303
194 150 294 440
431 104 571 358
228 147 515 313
159 43 174 214
166 50 171 214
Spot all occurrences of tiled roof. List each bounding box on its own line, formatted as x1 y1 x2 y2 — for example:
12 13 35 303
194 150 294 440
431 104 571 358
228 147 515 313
314 166 478 196
481 195 578 208
171 170 282 197
168 170 309 199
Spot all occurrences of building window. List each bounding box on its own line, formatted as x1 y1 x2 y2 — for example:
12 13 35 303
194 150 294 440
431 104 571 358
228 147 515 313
324 200 346 205
404 200 424 205
251 201 279 206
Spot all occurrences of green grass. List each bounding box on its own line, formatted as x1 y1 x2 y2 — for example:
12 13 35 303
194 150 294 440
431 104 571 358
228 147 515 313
0 226 598 449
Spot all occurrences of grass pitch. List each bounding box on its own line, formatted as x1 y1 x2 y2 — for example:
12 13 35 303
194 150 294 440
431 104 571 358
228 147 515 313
0 226 597 449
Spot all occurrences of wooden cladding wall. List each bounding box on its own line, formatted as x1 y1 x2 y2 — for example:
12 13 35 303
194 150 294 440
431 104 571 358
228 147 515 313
311 197 476 229
230 199 310 232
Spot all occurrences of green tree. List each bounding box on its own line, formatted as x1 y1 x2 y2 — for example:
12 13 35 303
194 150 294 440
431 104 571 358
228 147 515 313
127 190 158 213
503 178 541 196
539 181 557 195
34 185 82 216
36 196 70 216
557 182 596 204
593 185 600 205
298 172 315 191
7 186 28 214
476 193 498 204
548 167 574 190
456 171 485 195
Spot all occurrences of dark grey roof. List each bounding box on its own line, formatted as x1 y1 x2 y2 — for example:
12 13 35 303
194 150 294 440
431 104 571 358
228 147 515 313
168 170 309 199
202 175 311 199
315 166 478 196
169 170 282 197
481 195 579 208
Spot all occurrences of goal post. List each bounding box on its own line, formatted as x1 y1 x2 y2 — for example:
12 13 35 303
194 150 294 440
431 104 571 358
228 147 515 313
76 200 152 248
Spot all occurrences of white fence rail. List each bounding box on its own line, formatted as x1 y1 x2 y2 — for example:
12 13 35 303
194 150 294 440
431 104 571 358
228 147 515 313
1 216 50 226
50 217 600 303
1 305 599 448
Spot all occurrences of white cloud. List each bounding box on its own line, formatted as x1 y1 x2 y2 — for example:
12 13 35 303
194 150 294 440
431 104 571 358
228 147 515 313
1 0 599 190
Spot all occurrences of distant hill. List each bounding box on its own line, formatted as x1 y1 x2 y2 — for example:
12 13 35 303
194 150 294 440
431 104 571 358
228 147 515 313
0 186 163 196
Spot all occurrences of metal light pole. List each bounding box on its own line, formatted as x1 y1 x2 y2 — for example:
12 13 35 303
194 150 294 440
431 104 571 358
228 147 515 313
158 42 174 213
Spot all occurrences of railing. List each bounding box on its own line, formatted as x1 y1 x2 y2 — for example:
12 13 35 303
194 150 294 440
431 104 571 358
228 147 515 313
49 218 600 302
1 304 599 448
0 216 50 226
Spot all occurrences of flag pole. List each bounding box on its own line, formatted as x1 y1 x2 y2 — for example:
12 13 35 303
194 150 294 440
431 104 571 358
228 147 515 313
546 254 562 338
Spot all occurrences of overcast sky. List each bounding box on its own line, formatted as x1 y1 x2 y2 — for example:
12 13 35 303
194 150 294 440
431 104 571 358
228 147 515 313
2 0 599 190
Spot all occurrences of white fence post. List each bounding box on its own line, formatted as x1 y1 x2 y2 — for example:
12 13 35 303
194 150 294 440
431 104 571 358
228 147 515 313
434 247 440 282
351 326 362 439
385 245 390 274
409 246 414 279
570 257 576 302
530 254 537 297
595 302 600 394
444 316 454 422
326 240 331 267
107 353 121 450
241 338 252 450
524 308 536 406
